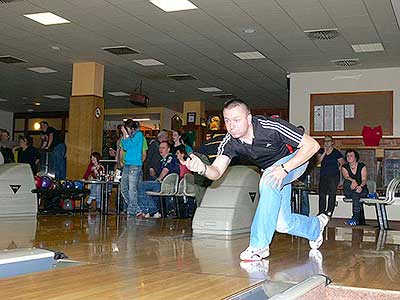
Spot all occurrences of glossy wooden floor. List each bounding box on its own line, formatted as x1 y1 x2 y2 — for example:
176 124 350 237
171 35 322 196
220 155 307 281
0 214 400 299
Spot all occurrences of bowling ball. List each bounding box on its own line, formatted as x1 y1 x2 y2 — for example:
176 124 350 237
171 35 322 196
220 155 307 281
64 180 74 189
34 176 42 189
53 180 63 190
74 180 84 190
41 176 53 189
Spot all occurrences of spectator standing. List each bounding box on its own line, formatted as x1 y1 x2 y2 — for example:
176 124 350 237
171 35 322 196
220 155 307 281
40 121 66 180
317 136 345 217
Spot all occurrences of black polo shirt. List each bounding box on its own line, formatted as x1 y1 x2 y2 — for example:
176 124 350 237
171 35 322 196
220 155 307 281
217 116 304 169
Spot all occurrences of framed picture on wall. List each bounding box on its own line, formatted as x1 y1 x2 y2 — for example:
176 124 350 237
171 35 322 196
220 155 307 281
187 112 196 124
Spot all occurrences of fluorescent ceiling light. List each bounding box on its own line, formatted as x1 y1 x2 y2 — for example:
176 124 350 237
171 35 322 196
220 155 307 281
108 92 130 97
27 109 34 112
0 98 8 102
149 0 198 12
133 59 164 66
233 51 265 60
44 95 65 99
123 118 150 121
351 43 384 53
24 12 71 25
34 102 41 106
27 67 57 73
198 87 222 92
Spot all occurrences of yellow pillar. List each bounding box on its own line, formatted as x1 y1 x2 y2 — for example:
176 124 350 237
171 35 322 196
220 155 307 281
67 62 104 179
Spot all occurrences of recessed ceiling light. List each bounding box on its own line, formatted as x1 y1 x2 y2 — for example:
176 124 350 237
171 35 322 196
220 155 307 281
133 59 164 66
169 90 176 93
122 118 151 121
198 87 223 92
24 12 71 25
50 46 61 50
0 98 8 102
233 51 265 60
351 43 384 53
27 67 57 73
108 92 130 97
27 109 34 112
34 102 41 106
149 0 198 12
44 95 65 99
243 28 256 34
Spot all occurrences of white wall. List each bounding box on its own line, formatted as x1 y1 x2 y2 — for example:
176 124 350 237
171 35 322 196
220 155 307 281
289 67 400 136
0 109 13 134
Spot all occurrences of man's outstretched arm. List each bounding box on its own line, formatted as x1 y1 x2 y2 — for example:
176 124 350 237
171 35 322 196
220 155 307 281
183 153 231 181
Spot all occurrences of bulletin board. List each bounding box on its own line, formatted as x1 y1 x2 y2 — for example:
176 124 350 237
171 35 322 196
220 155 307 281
310 91 393 136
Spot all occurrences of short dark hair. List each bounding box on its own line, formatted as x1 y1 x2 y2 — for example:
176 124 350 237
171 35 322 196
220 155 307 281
297 125 305 133
18 135 32 146
124 119 140 130
159 141 171 149
1 129 10 137
223 98 250 113
90 151 102 162
40 121 49 126
345 149 360 161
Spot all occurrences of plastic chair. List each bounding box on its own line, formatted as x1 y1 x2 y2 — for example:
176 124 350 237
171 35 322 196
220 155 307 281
146 173 179 217
361 178 400 229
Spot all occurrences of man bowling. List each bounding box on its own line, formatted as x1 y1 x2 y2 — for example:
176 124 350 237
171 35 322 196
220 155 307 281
183 99 329 261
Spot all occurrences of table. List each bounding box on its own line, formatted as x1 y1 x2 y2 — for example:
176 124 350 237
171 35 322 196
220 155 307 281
82 180 121 215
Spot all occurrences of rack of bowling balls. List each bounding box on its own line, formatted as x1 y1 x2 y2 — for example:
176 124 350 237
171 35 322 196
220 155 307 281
32 175 89 212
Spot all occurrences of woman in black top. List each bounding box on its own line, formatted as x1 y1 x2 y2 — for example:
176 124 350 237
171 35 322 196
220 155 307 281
17 136 40 174
342 149 368 226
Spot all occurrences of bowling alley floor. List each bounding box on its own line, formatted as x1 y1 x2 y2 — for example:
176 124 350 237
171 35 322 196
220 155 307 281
0 214 400 299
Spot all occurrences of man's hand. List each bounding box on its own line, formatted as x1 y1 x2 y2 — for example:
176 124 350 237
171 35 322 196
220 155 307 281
149 168 156 177
181 153 206 174
264 165 288 188
121 126 128 137
355 186 362 193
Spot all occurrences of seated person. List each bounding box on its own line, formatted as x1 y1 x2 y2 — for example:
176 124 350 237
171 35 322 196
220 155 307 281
0 129 15 163
16 136 40 174
83 152 105 210
342 149 368 226
138 141 179 218
176 148 191 178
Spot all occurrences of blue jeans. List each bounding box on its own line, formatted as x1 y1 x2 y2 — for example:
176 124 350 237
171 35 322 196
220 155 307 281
88 184 101 208
138 181 160 214
121 166 142 215
52 143 66 180
250 152 321 248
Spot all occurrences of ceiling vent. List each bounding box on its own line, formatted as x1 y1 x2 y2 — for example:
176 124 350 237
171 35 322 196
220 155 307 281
331 58 360 67
212 93 234 99
0 55 27 64
101 46 140 55
304 28 339 40
167 74 198 81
